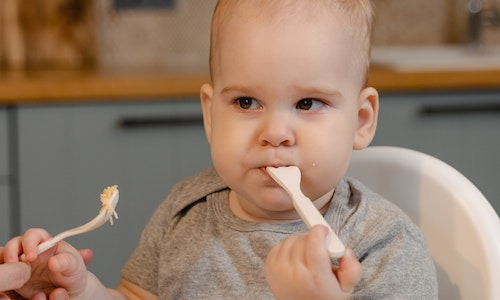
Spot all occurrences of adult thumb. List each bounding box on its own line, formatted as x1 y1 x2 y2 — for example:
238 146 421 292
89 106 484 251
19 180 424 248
0 262 31 291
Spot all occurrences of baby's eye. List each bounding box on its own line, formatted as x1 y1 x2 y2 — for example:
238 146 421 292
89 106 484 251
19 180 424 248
296 98 324 110
236 97 261 110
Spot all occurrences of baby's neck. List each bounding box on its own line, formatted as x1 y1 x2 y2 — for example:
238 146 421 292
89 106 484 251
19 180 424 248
228 189 334 224
314 189 335 214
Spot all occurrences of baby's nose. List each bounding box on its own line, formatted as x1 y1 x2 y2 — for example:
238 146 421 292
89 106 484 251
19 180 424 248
258 113 296 147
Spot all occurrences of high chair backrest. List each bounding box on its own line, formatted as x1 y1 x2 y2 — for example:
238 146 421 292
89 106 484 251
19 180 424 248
347 146 500 300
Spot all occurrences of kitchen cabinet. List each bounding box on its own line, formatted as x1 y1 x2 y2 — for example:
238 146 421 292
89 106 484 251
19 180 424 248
17 100 211 287
0 186 9 245
371 90 500 215
0 108 10 244
0 108 7 176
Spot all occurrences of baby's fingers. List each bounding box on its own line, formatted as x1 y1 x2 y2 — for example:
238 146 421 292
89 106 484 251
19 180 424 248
22 229 53 262
0 246 5 263
78 249 93 266
48 251 83 277
304 225 332 271
48 287 70 300
334 248 362 293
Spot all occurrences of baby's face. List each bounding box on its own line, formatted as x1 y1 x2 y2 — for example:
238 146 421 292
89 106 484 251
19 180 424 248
201 10 374 221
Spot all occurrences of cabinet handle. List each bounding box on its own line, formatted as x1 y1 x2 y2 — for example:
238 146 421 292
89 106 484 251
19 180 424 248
118 115 204 128
418 102 500 116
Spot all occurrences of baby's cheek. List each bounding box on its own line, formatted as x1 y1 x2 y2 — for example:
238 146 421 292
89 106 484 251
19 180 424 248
301 168 340 200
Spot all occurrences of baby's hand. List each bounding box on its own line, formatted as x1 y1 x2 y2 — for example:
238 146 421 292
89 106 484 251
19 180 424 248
2 228 92 299
265 225 362 300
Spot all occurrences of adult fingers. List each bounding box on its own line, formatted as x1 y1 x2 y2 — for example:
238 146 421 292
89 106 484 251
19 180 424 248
0 262 31 291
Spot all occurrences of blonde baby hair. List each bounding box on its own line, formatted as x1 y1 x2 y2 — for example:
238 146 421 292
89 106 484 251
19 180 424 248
209 0 374 87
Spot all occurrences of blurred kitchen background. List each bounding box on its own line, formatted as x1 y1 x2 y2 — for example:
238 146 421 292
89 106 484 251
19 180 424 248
1 0 499 288
1 0 499 70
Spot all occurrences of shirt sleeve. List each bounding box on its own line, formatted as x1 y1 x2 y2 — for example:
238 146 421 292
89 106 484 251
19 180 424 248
120 197 171 295
341 181 438 299
352 216 438 299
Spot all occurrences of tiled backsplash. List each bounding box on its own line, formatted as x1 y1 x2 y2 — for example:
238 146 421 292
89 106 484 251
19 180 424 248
96 0 217 70
372 0 451 45
372 0 500 46
96 0 500 70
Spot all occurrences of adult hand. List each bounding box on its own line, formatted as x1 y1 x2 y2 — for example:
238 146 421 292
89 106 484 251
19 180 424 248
1 229 96 300
0 246 31 300
0 257 30 292
265 225 362 299
0 246 93 300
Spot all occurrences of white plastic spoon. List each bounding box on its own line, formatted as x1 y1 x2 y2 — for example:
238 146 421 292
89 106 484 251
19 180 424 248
21 186 120 259
266 166 345 258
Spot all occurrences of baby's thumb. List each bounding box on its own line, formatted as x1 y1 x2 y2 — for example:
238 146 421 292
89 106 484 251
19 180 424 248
334 248 362 294
78 249 93 266
48 250 86 278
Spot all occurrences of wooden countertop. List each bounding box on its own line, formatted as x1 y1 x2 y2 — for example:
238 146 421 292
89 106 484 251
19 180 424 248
369 66 500 93
0 68 210 105
1 66 500 105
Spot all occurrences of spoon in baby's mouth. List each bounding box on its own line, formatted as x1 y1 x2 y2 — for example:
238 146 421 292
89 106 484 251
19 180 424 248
266 166 345 259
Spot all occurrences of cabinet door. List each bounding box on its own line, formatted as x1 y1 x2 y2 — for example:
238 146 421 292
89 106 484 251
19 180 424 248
0 108 10 244
0 186 9 245
373 91 500 214
17 100 211 287
0 108 8 176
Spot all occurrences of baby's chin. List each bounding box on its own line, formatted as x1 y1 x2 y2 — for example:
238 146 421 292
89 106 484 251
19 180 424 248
301 186 335 201
242 187 294 209
230 189 302 222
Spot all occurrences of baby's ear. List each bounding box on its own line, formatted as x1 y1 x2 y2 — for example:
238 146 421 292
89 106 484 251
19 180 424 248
353 87 379 150
200 83 214 144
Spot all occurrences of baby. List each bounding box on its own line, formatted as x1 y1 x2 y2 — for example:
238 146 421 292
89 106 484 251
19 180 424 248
1 0 437 299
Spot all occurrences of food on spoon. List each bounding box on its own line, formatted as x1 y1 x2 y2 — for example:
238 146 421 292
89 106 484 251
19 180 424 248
100 185 119 225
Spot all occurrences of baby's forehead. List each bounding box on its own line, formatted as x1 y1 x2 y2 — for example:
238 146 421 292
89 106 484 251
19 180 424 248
212 1 347 62
215 0 340 28
210 0 371 86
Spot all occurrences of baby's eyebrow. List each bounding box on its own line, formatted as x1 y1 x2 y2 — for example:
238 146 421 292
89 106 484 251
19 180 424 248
220 85 255 95
295 84 342 98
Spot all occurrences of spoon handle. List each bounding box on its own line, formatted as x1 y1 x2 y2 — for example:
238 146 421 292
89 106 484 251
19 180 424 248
292 190 346 258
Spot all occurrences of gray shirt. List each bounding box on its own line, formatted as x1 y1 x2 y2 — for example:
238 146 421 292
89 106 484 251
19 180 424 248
122 168 437 299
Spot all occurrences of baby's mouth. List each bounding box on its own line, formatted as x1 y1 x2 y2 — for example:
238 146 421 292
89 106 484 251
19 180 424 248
261 165 284 174
261 165 297 179
263 163 294 169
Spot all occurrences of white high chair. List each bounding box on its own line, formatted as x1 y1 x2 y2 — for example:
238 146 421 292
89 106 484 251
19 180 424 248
347 146 500 300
